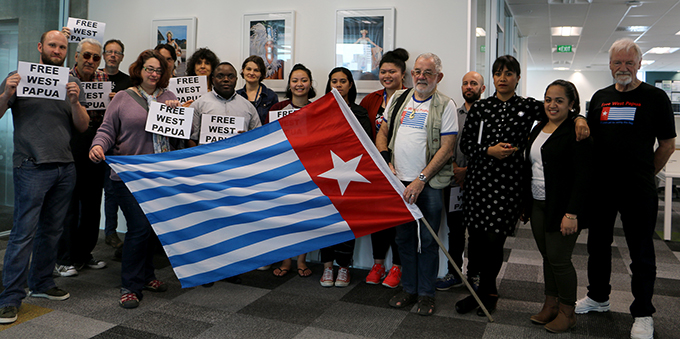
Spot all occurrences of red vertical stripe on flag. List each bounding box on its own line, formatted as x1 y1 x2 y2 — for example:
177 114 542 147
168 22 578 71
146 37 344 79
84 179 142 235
278 93 416 238
601 107 610 121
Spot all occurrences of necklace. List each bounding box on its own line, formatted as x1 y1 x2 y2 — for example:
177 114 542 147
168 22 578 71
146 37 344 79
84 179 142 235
409 95 428 119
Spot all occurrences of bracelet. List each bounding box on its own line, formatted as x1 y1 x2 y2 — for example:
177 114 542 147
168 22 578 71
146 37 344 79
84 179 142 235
564 214 577 220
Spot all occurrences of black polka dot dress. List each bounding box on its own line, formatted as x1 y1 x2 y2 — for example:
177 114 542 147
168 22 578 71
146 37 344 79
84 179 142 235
460 94 543 235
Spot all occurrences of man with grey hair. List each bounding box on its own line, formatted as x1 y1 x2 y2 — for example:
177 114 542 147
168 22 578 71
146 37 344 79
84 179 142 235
377 52 457 316
55 37 109 277
576 38 675 339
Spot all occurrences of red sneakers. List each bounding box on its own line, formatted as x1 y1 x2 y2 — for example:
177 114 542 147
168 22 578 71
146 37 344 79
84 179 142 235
320 267 334 287
365 263 386 284
382 266 402 288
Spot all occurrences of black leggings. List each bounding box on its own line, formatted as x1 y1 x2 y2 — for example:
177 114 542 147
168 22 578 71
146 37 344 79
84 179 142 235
467 227 507 296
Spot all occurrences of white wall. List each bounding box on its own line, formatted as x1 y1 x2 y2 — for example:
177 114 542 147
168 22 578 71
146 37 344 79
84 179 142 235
89 0 470 107
526 70 613 114
90 0 471 273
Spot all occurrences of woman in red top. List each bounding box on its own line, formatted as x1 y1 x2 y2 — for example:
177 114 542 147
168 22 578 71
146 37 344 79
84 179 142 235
359 48 409 288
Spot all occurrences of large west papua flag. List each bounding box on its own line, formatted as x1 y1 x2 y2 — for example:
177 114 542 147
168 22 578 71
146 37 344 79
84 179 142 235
107 90 422 288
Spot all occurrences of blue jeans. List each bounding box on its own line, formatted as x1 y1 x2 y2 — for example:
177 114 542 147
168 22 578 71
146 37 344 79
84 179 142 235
0 161 75 308
103 164 119 236
395 183 443 298
113 180 157 298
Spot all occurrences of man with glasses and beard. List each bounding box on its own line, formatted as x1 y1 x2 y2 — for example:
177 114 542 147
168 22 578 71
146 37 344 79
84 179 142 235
54 38 109 277
575 38 676 339
377 53 457 316
435 71 485 292
0 30 89 324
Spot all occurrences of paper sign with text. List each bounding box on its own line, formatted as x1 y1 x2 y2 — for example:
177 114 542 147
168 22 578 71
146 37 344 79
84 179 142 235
145 102 192 139
81 81 111 110
67 17 106 44
199 114 246 144
17 61 68 100
168 76 208 104
268 108 297 122
448 186 464 212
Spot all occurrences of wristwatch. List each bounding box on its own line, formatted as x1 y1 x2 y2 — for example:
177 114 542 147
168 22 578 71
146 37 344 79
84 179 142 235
418 173 427 182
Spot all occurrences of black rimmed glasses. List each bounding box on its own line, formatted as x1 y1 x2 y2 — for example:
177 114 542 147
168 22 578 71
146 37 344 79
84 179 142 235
143 66 163 75
104 50 123 57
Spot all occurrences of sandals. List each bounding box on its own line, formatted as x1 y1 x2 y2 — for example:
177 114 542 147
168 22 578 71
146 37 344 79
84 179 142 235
417 296 436 316
297 267 312 277
389 290 418 308
272 267 290 277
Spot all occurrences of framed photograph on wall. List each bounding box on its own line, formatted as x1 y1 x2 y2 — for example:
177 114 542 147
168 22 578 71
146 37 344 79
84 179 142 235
336 8 395 93
152 18 197 76
242 11 295 92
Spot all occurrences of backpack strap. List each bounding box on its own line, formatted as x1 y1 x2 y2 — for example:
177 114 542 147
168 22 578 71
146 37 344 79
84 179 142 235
125 88 149 112
386 88 413 149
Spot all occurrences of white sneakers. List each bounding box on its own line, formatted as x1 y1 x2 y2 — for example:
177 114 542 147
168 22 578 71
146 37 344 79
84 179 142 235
54 264 78 277
630 316 653 339
575 296 610 314
575 297 653 339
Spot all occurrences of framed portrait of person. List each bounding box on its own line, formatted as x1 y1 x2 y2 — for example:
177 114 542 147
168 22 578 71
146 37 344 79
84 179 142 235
242 11 295 92
152 18 197 76
336 8 395 93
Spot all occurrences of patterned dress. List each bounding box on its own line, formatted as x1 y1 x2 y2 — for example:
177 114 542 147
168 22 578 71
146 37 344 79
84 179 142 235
460 94 543 235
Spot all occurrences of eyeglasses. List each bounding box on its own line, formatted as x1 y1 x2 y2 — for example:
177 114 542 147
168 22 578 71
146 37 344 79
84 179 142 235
143 66 163 75
104 50 123 56
81 52 101 62
412 69 437 78
213 73 237 81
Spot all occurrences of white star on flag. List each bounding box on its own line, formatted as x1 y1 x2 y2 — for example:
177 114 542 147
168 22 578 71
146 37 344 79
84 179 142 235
318 151 371 195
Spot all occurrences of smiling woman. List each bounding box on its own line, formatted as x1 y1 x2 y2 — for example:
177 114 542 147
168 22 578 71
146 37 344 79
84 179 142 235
89 49 182 310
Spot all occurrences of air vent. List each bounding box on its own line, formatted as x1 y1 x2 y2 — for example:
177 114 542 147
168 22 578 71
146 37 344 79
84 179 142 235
552 60 572 65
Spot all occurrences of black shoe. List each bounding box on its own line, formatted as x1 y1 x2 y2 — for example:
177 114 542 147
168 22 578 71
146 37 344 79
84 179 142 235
455 295 478 314
476 294 499 316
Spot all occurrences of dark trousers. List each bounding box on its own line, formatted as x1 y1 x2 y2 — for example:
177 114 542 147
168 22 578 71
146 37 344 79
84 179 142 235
320 240 356 267
57 155 105 265
369 226 400 265
444 185 479 280
586 187 657 317
467 227 507 296
103 164 119 236
113 181 157 298
531 200 579 305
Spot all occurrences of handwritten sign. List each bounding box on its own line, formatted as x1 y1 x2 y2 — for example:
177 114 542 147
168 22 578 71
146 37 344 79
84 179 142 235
17 61 68 100
67 18 106 44
168 76 208 104
199 114 246 144
145 102 192 139
448 186 464 212
81 81 111 110
268 108 297 122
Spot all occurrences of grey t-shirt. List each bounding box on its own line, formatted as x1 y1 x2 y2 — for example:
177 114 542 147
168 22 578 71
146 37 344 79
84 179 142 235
189 91 262 142
1 71 87 167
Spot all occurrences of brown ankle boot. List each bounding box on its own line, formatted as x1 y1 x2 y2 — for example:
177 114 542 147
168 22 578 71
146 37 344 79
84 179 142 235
531 295 558 324
545 303 576 333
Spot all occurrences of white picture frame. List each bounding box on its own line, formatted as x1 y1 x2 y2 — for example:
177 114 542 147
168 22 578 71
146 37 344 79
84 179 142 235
335 8 395 93
242 11 296 92
152 18 197 77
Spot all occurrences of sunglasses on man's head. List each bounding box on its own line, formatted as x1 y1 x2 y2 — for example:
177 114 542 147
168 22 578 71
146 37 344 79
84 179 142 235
81 52 101 62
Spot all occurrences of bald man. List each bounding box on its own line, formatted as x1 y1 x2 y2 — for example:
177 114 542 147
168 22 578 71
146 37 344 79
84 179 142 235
0 30 88 324
436 71 485 291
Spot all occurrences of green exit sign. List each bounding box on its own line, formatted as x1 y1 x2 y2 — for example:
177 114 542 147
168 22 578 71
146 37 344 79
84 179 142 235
556 45 572 53
480 45 486 53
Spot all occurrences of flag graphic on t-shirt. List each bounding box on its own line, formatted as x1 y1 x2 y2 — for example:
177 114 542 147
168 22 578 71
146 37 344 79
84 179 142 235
106 90 422 288
600 106 636 122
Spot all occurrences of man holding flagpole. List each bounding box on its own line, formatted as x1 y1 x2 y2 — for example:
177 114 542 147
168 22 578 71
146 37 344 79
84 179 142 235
377 52 457 316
